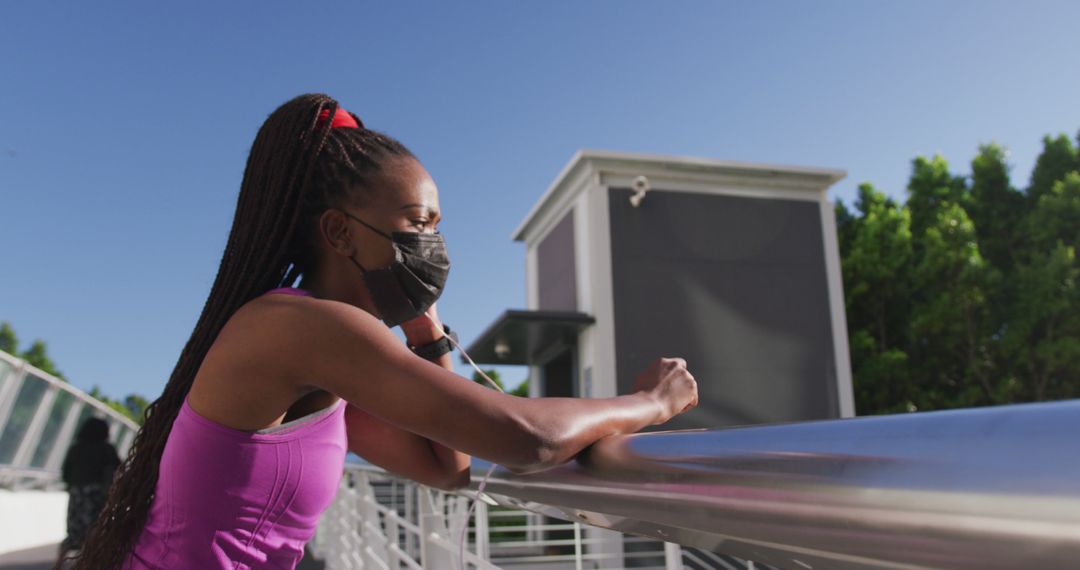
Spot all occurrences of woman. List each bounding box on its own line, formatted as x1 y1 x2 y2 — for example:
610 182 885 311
58 417 120 563
69 94 697 569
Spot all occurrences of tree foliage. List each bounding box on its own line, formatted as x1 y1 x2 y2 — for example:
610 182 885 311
89 385 147 425
21 339 65 380
472 368 529 397
0 322 17 355
839 130 1080 414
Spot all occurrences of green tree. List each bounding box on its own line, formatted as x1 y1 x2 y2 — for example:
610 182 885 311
834 200 857 261
909 202 999 408
21 339 65 380
472 368 530 397
840 184 915 413
838 128 1080 414
509 379 530 397
1027 134 1079 203
967 143 1025 273
1006 173 1080 401
472 368 506 391
89 385 143 424
124 394 151 424
906 155 968 241
0 322 17 355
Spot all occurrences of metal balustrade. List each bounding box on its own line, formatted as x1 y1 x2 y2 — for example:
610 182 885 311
308 463 742 570
0 350 138 490
312 400 1080 569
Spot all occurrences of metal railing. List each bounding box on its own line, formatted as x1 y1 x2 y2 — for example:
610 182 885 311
309 463 750 570
312 400 1080 569
0 350 138 490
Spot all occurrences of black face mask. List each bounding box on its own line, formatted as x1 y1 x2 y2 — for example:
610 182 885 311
343 211 450 327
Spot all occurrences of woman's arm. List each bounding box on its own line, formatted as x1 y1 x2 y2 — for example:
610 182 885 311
279 298 697 473
343 404 469 490
343 304 472 490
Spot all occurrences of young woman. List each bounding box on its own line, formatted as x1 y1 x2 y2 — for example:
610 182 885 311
69 94 697 569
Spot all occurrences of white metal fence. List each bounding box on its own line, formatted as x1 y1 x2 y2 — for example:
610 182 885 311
0 349 138 490
309 463 767 570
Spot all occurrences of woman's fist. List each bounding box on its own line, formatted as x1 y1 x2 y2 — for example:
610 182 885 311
631 357 698 425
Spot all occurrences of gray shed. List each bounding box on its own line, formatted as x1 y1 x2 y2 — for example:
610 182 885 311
467 150 854 429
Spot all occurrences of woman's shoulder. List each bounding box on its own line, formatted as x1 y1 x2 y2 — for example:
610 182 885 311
209 291 387 374
231 291 375 337
190 293 367 430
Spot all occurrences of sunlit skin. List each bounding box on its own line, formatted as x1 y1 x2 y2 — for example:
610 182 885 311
187 156 698 490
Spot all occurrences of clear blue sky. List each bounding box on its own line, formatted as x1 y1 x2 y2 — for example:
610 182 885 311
2 2 1078 400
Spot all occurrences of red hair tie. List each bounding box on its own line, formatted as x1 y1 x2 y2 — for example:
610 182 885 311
317 107 360 129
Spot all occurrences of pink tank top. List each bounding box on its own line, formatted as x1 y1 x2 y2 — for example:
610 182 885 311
125 287 348 569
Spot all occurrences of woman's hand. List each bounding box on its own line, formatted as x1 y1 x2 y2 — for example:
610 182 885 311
400 304 444 346
631 357 698 425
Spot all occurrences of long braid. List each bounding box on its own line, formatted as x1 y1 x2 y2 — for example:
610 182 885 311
66 94 415 570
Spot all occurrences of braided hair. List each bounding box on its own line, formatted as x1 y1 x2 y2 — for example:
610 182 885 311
66 94 415 569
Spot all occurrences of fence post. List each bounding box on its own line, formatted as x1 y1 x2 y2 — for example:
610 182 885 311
475 499 490 562
664 541 683 569
386 508 401 569
10 384 58 470
574 521 584 570
419 488 455 569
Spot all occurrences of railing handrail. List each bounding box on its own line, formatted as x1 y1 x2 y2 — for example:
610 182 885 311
447 399 1080 570
0 349 140 432
0 349 138 489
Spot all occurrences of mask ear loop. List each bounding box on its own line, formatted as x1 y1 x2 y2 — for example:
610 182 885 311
342 210 395 241
441 331 504 570
348 256 369 275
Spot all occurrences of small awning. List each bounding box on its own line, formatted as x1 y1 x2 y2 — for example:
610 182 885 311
463 310 595 365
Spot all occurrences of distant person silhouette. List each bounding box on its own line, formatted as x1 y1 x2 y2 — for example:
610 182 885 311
57 417 119 563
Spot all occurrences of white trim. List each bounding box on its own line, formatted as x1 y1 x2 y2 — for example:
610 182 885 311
585 177 619 399
821 199 856 418
514 149 845 241
574 193 595 399
513 150 588 242
519 162 593 249
573 193 592 314
582 148 845 181
526 246 539 310
0 350 23 369
528 365 540 398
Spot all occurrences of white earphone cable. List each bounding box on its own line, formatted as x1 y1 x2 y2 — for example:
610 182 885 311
443 331 504 570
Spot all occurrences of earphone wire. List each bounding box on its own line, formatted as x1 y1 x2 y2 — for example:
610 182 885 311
442 330 503 570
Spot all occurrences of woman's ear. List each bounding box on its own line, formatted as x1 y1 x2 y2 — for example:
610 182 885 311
319 210 355 256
